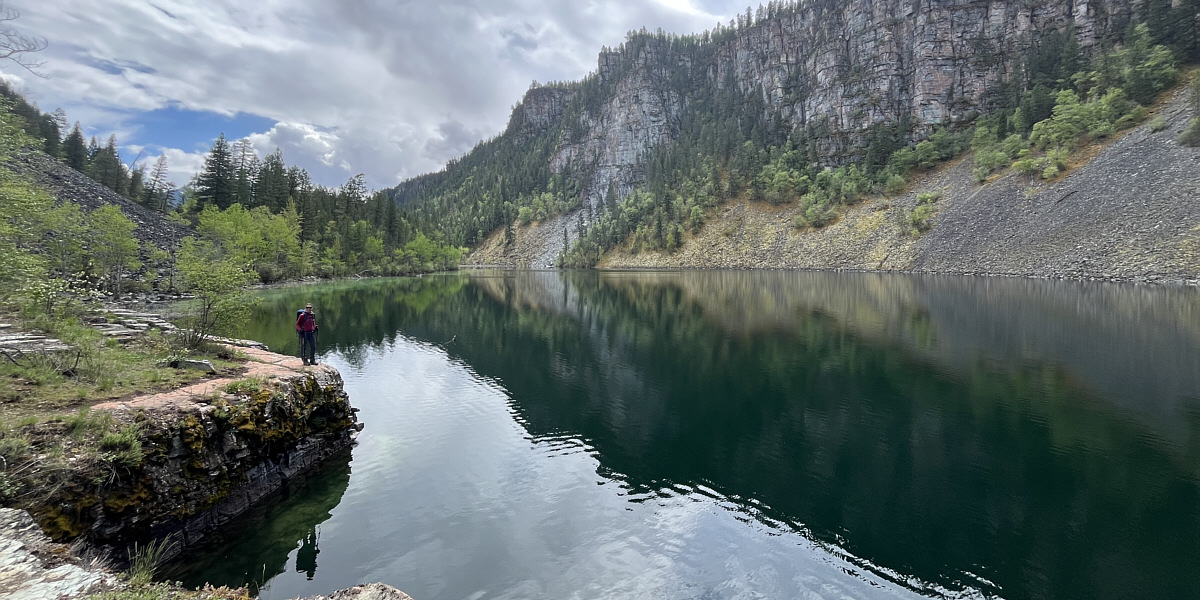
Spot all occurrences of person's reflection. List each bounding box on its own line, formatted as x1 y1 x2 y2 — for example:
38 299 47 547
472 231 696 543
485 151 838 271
295 525 320 580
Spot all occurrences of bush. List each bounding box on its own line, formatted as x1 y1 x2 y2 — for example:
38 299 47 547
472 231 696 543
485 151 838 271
794 192 836 229
1148 115 1166 133
1180 118 1200 147
908 203 938 234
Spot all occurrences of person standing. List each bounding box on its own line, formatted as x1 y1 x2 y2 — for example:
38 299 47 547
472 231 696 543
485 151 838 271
296 303 318 365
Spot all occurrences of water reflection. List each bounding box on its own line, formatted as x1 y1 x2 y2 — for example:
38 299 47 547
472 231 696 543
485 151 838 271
220 271 1200 600
162 449 351 591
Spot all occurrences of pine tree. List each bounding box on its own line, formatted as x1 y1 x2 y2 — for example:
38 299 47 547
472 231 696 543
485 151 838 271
87 135 127 194
196 133 235 209
253 148 289 212
144 155 170 211
232 138 257 207
128 164 145 204
37 113 60 157
61 122 86 171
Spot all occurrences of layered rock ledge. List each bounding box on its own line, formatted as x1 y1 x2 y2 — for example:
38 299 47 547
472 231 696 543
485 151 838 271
26 346 362 560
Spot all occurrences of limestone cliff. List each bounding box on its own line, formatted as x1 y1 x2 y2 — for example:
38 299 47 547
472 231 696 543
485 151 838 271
516 0 1134 208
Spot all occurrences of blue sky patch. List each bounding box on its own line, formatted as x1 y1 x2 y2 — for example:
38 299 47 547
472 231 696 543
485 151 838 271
131 106 276 153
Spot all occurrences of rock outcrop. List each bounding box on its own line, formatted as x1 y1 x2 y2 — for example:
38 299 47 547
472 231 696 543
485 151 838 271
298 583 416 600
23 347 361 561
0 508 116 600
469 73 1200 283
589 83 1200 284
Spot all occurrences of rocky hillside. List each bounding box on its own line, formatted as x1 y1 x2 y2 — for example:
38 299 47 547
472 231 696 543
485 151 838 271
4 150 190 250
467 83 1200 283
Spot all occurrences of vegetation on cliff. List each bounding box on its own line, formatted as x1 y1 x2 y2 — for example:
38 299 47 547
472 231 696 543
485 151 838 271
382 1 1198 269
559 23 1185 266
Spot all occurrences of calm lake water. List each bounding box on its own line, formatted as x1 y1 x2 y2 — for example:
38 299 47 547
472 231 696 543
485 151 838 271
165 270 1200 600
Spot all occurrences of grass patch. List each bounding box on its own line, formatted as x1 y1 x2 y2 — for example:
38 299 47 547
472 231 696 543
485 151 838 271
0 327 241 426
99 424 143 468
127 535 177 586
88 582 250 600
222 377 268 396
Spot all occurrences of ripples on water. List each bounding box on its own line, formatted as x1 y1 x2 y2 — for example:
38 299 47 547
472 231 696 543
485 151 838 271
171 271 1200 600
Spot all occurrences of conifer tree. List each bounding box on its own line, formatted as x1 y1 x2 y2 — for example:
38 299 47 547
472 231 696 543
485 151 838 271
253 148 289 211
143 155 170 211
232 138 257 207
61 122 86 171
196 133 235 209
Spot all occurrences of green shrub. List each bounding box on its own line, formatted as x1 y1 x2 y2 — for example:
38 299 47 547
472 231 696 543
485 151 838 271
908 203 938 234
1148 115 1166 132
1180 118 1200 147
1115 105 1150 130
884 173 907 196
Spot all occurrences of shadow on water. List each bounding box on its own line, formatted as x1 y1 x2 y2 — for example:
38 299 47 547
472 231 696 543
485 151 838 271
227 271 1200 600
160 449 353 592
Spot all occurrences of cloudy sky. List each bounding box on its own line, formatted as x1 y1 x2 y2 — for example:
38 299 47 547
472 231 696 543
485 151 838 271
2 0 750 191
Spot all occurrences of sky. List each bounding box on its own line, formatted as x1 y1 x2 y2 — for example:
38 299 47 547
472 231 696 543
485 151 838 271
1 0 751 191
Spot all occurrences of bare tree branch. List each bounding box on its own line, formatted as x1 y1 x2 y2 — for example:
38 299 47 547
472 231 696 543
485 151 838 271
0 2 47 77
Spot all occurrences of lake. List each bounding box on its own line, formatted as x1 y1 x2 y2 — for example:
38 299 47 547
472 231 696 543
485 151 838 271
166 270 1200 600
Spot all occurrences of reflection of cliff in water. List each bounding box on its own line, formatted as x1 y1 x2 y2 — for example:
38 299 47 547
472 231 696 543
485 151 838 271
475 270 1200 435
431 270 1200 600
161 449 352 591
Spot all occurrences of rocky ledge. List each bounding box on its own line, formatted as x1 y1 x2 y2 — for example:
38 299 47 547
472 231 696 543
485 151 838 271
21 346 362 562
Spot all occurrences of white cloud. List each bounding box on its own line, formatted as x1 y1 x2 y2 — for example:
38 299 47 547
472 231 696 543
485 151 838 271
157 147 206 188
4 0 738 189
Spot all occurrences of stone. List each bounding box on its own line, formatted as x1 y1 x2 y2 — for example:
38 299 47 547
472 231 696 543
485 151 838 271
299 583 416 600
177 359 216 373
0 508 117 600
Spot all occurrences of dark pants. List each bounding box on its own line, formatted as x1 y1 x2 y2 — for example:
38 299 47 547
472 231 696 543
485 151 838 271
299 331 316 362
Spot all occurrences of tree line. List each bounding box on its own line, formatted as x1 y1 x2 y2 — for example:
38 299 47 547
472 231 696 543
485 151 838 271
0 84 464 287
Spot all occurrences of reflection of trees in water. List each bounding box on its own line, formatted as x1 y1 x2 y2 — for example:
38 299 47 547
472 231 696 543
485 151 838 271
419 271 1200 600
233 271 1200 600
241 275 468 370
162 450 351 591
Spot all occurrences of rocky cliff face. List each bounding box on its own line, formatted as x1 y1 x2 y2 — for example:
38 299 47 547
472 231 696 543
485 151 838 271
469 83 1200 281
510 0 1134 207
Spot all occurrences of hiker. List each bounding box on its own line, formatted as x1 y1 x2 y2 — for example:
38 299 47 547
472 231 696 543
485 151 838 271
296 303 318 365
